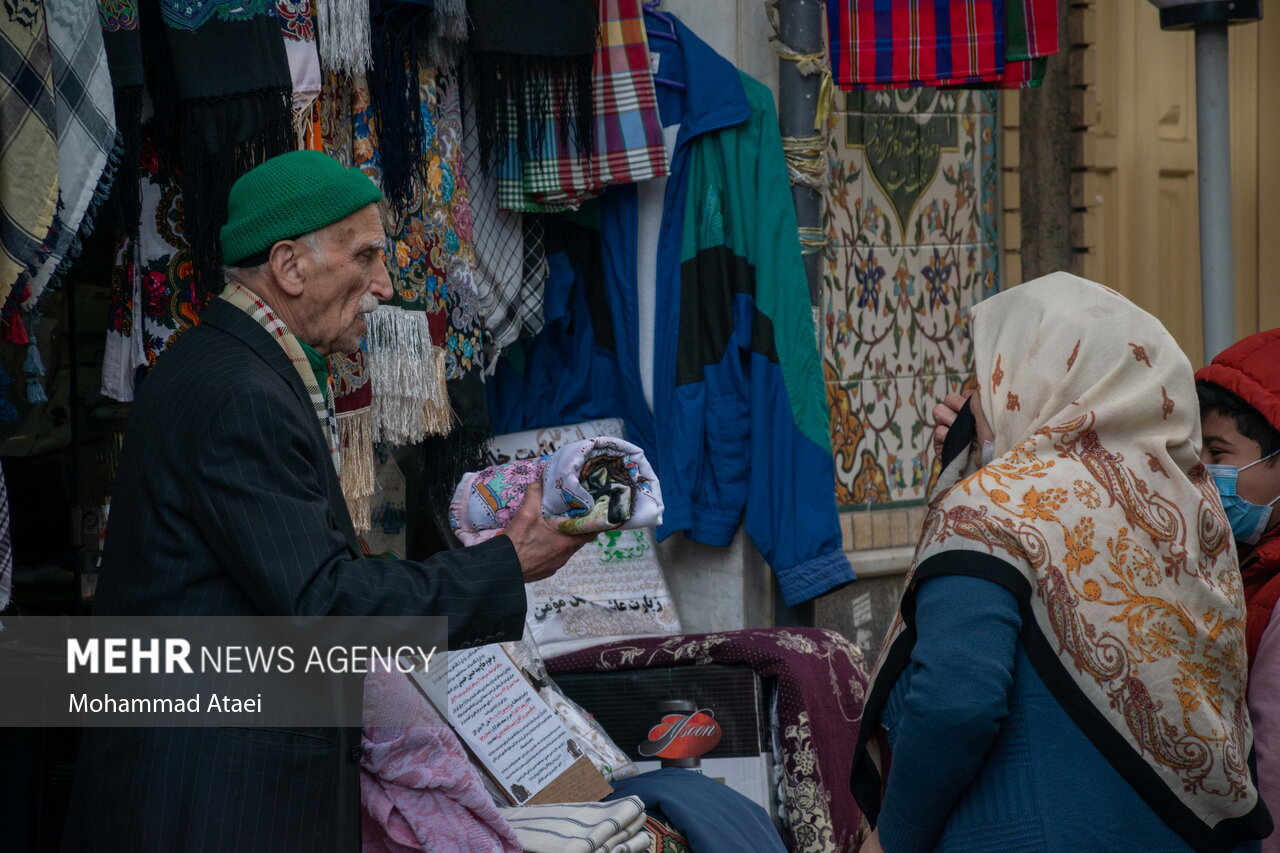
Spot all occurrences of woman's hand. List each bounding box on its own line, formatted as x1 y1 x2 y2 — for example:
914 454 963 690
859 828 885 853
930 392 968 460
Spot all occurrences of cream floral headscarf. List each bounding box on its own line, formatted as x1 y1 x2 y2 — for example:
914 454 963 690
852 273 1270 850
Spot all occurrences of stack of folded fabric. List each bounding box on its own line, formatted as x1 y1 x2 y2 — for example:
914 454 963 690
498 797 652 853
449 436 664 542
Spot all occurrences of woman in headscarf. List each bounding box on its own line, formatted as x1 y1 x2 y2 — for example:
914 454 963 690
852 273 1272 853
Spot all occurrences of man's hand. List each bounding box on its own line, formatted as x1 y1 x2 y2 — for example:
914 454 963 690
930 392 968 461
501 481 597 583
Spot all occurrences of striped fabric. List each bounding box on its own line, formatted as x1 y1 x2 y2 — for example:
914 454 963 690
23 0 118 309
498 797 652 853
221 283 340 474
828 0 1007 90
828 0 1060 90
0 1 60 302
501 0 667 211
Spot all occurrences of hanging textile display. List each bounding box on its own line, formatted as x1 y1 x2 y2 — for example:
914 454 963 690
98 0 144 230
529 0 668 209
315 0 372 76
101 126 209 402
23 0 120 310
275 0 321 135
466 0 597 176
827 0 1060 90
367 0 435 206
157 0 292 288
417 69 499 508
0 1 60 304
462 75 548 357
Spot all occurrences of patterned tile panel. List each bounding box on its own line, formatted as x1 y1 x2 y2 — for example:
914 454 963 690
824 90 1000 513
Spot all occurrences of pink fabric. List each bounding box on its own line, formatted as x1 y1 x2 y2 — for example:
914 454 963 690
360 670 521 853
1250 612 1280 853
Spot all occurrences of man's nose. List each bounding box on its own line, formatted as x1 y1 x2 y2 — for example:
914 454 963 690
370 262 393 301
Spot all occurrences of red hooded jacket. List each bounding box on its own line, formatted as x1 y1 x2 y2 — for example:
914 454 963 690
1197 328 1280 666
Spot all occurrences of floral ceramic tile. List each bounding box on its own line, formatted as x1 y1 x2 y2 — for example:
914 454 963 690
823 88 999 512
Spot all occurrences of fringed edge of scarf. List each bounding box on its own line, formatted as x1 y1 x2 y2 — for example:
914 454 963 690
365 305 451 446
470 52 594 173
316 0 373 75
338 407 376 531
23 132 125 313
103 85 143 238
425 0 468 69
177 87 292 293
368 1 436 207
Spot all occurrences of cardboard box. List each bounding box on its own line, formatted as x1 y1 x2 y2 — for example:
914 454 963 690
553 665 778 819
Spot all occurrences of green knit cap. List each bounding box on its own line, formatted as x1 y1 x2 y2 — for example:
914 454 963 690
220 150 383 266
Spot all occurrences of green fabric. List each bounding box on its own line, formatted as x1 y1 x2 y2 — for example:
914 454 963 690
298 339 331 402
219 150 383 265
680 72 831 453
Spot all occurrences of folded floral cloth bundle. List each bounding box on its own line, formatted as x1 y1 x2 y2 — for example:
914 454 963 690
497 797 652 853
450 437 663 543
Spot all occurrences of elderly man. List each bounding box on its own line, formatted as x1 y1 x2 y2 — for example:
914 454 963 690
63 151 589 850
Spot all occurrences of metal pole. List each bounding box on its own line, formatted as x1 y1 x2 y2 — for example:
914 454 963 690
773 0 823 627
777 0 824 309
1194 21 1235 360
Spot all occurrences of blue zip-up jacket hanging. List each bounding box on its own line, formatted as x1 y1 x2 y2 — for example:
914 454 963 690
489 16 853 605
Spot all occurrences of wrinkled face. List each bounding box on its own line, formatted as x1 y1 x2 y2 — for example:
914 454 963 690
1200 410 1280 509
297 205 392 355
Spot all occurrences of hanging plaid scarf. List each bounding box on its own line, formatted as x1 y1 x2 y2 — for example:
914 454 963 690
23 0 121 310
156 0 292 290
222 282 340 473
1 0 59 303
101 122 209 402
467 0 597 175
461 75 549 358
529 0 667 209
943 0 1058 90
827 0 1007 90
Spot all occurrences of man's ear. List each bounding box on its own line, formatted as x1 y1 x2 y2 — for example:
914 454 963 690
268 239 308 297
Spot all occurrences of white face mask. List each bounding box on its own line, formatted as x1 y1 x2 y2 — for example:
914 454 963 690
981 440 995 466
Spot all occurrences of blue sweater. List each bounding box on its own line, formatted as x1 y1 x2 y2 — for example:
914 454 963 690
878 574 1259 853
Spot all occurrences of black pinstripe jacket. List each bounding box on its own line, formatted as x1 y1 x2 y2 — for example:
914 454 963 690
62 298 527 851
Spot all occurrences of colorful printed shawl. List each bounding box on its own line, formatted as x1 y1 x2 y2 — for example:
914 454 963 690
449 436 664 542
548 628 871 853
275 0 320 121
100 124 208 402
852 273 1271 851
221 282 340 473
1 0 60 303
23 0 120 310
